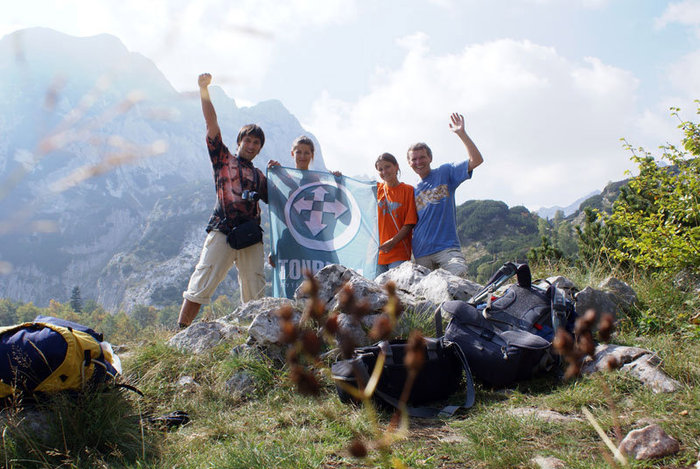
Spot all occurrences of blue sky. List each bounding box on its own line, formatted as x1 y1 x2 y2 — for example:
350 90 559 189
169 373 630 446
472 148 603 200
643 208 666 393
2 0 699 210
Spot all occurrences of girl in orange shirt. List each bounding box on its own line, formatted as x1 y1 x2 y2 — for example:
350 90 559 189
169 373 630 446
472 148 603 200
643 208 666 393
375 153 418 275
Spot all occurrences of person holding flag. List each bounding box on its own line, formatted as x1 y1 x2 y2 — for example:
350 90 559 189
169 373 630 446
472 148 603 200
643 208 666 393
267 137 378 297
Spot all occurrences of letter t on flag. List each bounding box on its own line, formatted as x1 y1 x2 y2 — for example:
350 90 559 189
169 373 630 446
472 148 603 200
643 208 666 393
267 166 379 298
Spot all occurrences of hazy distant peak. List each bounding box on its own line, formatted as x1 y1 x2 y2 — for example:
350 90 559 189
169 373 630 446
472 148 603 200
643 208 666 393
1 27 176 98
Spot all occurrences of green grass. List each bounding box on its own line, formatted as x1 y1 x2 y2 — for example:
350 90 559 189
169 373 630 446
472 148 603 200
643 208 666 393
2 268 699 468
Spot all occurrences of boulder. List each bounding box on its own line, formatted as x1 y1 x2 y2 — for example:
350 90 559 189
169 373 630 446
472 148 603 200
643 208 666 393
247 304 303 347
225 371 256 398
619 424 680 460
574 286 619 322
598 277 637 310
582 344 681 393
507 407 582 424
673 268 700 293
328 274 388 313
168 320 242 354
223 297 298 324
544 275 579 300
294 264 355 305
375 262 431 292
410 268 482 304
336 313 381 347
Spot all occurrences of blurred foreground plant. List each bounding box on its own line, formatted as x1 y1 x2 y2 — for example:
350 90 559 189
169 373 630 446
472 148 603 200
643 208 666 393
277 271 422 465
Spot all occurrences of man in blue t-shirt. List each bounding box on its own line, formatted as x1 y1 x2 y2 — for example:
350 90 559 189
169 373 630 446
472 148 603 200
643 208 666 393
408 112 484 276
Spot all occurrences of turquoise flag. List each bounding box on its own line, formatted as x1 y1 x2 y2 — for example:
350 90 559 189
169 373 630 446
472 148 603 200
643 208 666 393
267 166 379 298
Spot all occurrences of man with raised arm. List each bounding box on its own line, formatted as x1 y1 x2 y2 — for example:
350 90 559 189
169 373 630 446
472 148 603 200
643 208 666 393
177 73 269 328
408 112 484 277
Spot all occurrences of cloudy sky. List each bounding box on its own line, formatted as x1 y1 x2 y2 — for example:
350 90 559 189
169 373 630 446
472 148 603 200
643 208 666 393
2 0 699 210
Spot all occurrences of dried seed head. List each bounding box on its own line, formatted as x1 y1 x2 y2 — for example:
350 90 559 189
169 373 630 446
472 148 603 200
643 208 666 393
348 439 368 458
552 328 574 355
575 309 597 336
564 361 582 380
597 313 615 343
405 330 426 373
604 355 620 371
279 321 298 344
290 365 320 396
369 314 392 341
301 329 322 357
306 297 326 320
301 273 319 297
384 281 397 296
324 313 339 334
338 331 357 359
350 300 372 321
286 347 299 365
338 284 355 308
276 305 294 321
578 331 596 357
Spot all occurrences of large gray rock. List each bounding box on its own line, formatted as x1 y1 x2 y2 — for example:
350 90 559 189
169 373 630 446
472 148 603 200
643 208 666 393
545 275 578 291
168 320 242 354
327 274 388 313
225 371 256 398
673 268 700 293
582 344 681 393
619 424 680 460
574 286 619 321
375 262 431 292
410 268 482 304
247 304 303 347
507 407 582 424
544 275 579 300
336 313 381 347
599 277 637 310
294 264 356 305
223 297 298 324
0 408 52 444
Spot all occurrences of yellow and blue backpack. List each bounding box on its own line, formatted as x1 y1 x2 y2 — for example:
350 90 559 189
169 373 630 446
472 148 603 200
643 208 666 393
0 316 121 399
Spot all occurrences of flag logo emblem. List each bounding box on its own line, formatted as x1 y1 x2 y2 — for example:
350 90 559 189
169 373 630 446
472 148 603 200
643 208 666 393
283 182 361 251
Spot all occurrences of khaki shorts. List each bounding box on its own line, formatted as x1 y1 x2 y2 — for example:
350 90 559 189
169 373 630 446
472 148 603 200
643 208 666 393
183 230 265 305
414 247 468 277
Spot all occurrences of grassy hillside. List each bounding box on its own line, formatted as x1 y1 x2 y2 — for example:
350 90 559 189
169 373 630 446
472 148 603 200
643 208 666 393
2 264 699 468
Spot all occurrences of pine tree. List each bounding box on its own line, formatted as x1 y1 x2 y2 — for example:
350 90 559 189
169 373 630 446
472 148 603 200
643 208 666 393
70 286 83 313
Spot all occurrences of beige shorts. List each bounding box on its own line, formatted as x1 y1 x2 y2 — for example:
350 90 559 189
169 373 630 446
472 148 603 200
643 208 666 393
183 230 265 305
414 247 468 277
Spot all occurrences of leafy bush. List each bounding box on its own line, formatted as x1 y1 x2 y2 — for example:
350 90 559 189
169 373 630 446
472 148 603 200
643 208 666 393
577 103 700 276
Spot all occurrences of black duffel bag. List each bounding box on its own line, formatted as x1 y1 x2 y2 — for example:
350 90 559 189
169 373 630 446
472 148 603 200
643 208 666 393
331 336 475 418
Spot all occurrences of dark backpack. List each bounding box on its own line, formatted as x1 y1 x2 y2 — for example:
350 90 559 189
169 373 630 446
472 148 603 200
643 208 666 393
440 263 576 388
331 336 475 418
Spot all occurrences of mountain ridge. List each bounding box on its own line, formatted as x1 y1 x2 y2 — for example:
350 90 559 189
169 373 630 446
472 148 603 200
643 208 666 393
0 28 324 311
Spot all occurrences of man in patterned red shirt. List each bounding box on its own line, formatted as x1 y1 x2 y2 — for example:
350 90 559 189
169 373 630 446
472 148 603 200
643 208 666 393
178 73 269 328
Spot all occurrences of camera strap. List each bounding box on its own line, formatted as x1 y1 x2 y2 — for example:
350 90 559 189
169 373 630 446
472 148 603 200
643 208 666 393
235 156 260 219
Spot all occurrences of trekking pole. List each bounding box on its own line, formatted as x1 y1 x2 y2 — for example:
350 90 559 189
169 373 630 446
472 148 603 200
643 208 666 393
468 262 518 304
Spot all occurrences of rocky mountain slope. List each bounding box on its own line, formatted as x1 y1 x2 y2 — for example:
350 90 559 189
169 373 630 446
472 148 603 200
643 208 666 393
0 28 323 311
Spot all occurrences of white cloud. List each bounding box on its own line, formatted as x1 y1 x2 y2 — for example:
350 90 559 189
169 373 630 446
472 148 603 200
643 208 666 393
2 0 357 93
519 0 610 8
308 36 642 209
655 0 700 30
667 50 700 98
